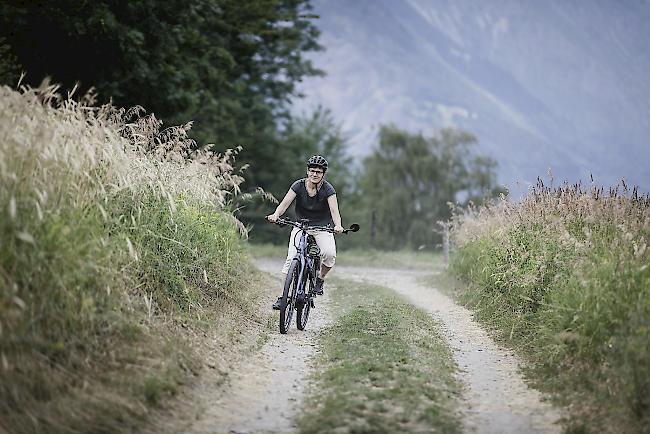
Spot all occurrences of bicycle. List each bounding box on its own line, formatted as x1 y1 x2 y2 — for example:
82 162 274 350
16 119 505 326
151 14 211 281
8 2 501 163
272 217 359 334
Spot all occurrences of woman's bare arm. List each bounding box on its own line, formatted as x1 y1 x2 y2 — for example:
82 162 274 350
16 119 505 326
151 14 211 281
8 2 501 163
267 189 297 221
327 194 344 233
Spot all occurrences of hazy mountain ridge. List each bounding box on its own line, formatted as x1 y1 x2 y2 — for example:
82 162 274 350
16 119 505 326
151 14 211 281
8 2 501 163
293 0 650 195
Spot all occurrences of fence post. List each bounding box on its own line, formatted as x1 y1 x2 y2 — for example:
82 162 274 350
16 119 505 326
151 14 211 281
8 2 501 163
442 223 449 266
370 209 377 248
437 221 450 267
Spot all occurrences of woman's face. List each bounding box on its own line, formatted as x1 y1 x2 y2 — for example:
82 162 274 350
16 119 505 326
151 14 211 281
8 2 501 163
307 167 325 183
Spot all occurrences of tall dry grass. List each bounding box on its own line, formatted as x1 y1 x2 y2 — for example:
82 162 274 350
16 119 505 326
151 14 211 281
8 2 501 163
450 177 650 433
0 81 259 433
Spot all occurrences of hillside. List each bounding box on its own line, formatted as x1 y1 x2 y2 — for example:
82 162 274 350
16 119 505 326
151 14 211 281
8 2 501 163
293 0 650 196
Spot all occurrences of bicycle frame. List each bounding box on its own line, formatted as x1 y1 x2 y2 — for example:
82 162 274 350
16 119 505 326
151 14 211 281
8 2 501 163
290 220 318 302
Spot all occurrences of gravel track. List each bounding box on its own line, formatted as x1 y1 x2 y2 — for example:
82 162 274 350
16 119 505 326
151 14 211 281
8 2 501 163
335 265 563 434
181 259 333 434
165 260 563 434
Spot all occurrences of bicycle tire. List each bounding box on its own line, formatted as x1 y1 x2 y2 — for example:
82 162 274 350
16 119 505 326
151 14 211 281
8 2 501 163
297 272 312 331
280 259 299 334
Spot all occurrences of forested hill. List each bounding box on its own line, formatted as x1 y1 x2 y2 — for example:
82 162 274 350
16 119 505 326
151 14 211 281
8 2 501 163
293 0 650 196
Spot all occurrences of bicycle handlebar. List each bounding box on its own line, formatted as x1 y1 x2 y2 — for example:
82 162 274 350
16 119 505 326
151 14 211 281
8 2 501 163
271 217 359 234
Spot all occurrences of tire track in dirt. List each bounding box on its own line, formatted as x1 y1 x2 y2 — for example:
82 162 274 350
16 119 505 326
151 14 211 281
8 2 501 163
180 258 332 434
336 265 564 434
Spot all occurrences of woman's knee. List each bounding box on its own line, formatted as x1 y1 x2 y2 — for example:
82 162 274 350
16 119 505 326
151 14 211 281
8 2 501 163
320 248 336 267
315 232 336 267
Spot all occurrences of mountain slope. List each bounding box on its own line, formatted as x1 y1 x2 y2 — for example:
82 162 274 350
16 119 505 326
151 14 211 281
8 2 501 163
293 0 650 195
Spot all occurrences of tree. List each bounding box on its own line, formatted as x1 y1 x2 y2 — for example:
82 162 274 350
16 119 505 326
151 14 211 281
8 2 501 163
358 125 504 250
0 37 20 86
275 106 353 196
243 106 353 243
0 0 323 182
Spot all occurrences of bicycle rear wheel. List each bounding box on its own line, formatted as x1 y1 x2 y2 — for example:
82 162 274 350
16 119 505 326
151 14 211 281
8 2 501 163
280 259 299 334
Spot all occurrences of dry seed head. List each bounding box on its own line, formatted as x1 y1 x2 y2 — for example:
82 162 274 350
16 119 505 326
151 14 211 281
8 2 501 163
16 231 35 244
126 238 138 261
8 196 16 219
2 84 250 239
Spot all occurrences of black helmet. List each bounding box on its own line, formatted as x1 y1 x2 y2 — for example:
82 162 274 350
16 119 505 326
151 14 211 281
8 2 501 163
307 155 328 171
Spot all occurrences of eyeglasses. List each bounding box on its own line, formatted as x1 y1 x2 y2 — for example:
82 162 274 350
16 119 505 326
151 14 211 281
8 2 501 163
308 169 324 175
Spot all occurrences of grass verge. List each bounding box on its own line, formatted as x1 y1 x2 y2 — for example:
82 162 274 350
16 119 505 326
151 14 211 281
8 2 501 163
297 278 463 434
448 180 650 434
0 84 267 433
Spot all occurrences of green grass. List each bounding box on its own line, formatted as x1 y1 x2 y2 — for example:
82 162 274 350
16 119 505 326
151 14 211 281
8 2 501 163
0 193 267 434
297 278 462 434
0 85 267 434
448 181 650 434
337 248 444 270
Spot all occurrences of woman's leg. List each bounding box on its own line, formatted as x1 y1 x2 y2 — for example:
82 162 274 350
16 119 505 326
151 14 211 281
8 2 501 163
274 228 299 309
314 231 336 278
282 227 300 274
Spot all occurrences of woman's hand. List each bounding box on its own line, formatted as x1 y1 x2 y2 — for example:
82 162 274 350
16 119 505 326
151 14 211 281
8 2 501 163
334 224 344 234
267 213 279 223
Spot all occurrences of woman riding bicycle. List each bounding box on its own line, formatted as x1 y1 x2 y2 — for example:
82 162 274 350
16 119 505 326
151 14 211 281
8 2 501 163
266 155 344 310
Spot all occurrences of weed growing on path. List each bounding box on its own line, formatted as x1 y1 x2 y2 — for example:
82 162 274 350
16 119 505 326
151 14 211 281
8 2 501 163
298 279 462 433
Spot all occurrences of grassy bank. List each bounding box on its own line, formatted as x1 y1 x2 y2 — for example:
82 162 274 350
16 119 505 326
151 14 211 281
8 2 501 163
0 84 265 433
297 278 462 433
448 179 650 433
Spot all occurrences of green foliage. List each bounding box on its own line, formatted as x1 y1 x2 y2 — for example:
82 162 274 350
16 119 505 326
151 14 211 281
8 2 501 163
0 85 262 433
449 180 650 433
357 125 504 250
0 37 21 85
112 193 252 312
245 106 353 243
0 182 255 434
0 197 119 356
0 0 323 189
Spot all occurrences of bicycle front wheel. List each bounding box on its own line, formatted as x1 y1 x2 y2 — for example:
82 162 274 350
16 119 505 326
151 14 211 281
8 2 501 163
280 259 299 334
297 271 313 331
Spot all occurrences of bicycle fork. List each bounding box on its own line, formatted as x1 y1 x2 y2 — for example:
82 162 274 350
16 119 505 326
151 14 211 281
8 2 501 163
306 257 318 307
295 255 308 307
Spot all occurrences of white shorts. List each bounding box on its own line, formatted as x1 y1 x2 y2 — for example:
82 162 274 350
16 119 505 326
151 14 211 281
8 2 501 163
281 227 336 274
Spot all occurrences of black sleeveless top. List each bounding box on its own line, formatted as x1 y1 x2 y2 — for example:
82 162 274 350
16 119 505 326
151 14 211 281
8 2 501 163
290 178 336 226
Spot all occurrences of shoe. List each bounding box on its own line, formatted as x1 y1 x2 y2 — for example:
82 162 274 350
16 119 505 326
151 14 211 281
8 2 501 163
272 297 282 310
314 277 324 295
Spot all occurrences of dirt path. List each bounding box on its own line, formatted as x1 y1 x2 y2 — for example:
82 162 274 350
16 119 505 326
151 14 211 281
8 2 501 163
335 265 563 434
160 261 562 434
179 258 333 434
